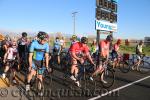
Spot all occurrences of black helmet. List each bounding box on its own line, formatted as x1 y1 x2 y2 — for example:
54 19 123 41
106 35 113 42
22 32 27 37
81 37 88 44
37 31 48 40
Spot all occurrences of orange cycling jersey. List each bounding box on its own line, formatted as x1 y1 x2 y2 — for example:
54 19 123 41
99 40 110 58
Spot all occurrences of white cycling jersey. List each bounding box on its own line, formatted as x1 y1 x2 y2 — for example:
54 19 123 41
7 46 18 60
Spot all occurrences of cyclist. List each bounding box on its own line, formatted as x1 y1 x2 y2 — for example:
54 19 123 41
132 40 144 70
26 31 50 92
69 37 95 87
17 32 28 63
53 37 61 64
111 39 122 69
0 35 11 59
90 35 112 83
1 39 20 84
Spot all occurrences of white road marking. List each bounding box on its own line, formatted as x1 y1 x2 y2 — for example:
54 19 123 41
88 75 150 100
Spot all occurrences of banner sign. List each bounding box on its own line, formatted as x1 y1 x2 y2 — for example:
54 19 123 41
95 20 117 32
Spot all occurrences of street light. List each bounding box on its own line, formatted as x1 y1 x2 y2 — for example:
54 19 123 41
72 12 78 35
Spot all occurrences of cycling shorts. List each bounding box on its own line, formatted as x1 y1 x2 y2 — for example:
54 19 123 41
32 60 46 75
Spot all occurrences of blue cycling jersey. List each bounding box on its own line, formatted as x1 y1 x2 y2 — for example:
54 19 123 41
53 40 61 50
29 40 49 61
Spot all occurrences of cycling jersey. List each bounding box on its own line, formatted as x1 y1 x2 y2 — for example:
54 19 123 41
90 45 97 54
69 42 89 55
136 44 143 55
53 40 61 50
7 46 18 60
29 40 49 61
113 43 119 52
60 39 64 46
99 40 110 58
71 40 78 45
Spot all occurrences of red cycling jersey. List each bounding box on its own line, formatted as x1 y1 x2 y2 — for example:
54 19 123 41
69 42 89 54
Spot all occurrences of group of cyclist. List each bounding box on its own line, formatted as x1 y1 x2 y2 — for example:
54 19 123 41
0 31 145 92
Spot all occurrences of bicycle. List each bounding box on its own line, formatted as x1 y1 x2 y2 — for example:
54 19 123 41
1 59 19 87
49 50 68 71
129 54 150 74
111 53 131 73
28 67 52 100
74 58 115 88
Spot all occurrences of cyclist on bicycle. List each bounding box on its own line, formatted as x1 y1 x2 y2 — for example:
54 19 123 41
26 31 50 92
111 39 122 69
132 40 144 70
53 37 61 64
2 39 20 84
69 37 95 87
90 35 112 83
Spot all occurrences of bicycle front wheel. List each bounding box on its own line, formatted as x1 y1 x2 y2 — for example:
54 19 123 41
101 68 115 88
119 61 130 73
139 61 150 74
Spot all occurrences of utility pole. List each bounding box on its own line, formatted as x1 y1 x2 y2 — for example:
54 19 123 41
72 12 78 34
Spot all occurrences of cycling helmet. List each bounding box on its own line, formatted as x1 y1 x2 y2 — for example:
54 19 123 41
37 31 49 40
22 32 27 37
72 35 77 39
81 37 88 44
106 35 113 42
5 35 11 41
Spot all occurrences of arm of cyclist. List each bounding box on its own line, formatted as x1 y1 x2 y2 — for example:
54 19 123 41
28 53 33 72
86 52 95 66
70 52 84 64
3 49 9 63
45 53 49 69
17 53 20 70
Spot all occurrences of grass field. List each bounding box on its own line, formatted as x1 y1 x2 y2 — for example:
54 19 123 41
120 45 150 56
49 40 150 56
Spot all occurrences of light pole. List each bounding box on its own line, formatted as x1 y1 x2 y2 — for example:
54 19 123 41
72 12 78 35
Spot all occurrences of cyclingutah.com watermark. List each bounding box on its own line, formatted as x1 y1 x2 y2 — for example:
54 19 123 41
0 87 119 98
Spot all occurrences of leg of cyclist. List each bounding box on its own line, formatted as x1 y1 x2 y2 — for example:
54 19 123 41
133 55 141 71
57 47 61 64
26 63 36 91
2 60 10 79
136 56 142 71
70 59 78 81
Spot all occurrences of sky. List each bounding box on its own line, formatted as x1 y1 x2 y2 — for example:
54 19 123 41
0 0 150 39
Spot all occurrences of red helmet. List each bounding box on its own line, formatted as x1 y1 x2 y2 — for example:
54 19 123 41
117 39 121 44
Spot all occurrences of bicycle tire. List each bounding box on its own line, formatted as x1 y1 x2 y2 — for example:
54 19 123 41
36 78 45 99
101 68 115 88
139 61 150 74
119 61 130 73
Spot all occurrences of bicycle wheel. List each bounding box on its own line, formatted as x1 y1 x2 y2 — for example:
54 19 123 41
101 68 115 88
139 61 150 74
119 61 130 73
36 78 45 100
